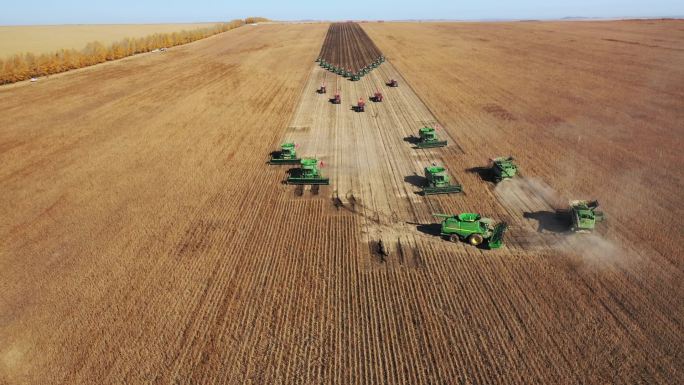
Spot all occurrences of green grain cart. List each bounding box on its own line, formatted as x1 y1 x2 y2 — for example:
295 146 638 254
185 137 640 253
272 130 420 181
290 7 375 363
433 213 507 249
269 142 300 165
287 158 329 185
421 166 462 195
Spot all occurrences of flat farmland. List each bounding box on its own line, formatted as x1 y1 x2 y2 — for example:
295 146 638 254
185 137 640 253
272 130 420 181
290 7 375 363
0 20 682 385
0 23 218 57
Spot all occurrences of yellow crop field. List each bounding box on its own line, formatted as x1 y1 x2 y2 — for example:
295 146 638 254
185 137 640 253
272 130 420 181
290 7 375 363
0 23 219 57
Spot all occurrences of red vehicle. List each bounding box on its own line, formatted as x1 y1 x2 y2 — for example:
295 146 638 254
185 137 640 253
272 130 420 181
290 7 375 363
332 91 341 104
387 79 398 87
318 83 327 94
371 91 383 102
356 98 366 112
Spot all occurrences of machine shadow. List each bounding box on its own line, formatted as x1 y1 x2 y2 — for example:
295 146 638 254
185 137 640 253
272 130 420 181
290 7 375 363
465 166 497 183
404 174 426 188
523 211 570 233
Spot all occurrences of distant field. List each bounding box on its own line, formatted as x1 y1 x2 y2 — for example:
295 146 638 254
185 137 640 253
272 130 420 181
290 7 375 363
0 23 218 57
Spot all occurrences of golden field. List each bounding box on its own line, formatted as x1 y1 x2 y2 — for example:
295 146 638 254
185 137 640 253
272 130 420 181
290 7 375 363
0 23 219 57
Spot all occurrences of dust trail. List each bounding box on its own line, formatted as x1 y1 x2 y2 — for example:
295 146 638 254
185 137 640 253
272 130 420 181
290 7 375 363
495 177 625 266
555 233 626 268
494 177 565 210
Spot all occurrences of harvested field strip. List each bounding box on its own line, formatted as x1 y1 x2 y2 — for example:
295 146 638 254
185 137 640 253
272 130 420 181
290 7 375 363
318 22 383 73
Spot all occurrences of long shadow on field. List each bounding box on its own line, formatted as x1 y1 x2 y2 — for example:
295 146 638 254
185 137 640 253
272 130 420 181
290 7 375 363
404 174 427 188
413 223 442 237
465 166 497 183
403 136 420 145
524 210 571 233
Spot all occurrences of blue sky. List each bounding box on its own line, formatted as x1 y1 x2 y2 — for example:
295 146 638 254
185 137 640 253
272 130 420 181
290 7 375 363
2 0 682 25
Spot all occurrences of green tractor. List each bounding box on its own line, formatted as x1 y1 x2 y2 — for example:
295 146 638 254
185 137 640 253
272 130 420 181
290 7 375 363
421 165 462 195
491 156 518 182
269 142 300 165
570 200 605 233
433 213 507 249
287 158 329 185
415 127 447 148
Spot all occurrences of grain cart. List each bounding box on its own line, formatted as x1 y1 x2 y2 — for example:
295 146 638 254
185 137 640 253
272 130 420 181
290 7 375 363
387 79 399 87
433 213 507 249
269 142 301 165
287 158 329 185
490 156 518 182
415 127 447 148
422 165 463 195
570 200 605 232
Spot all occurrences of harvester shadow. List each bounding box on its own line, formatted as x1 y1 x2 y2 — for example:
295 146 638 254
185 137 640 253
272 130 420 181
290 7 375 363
267 151 281 163
404 174 426 189
403 136 420 145
412 223 442 237
465 166 497 183
523 211 570 233
281 167 301 184
328 98 338 104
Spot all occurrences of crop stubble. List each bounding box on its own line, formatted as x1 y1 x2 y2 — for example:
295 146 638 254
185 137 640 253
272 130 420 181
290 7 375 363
0 20 682 385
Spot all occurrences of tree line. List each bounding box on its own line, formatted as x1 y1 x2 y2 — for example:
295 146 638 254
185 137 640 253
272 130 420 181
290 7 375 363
0 19 265 85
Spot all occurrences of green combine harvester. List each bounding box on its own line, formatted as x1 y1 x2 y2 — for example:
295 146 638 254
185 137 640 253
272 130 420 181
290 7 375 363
433 213 507 249
415 127 447 148
287 158 329 185
491 156 518 182
421 165 462 195
570 200 605 233
269 142 300 165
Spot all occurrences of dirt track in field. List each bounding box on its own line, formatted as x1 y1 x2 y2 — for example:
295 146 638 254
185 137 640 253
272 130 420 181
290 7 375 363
0 20 682 385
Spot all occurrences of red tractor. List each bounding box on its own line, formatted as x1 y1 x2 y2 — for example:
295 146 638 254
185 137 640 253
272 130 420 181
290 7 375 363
318 83 326 94
387 79 399 87
332 91 341 104
371 91 383 102
355 98 366 112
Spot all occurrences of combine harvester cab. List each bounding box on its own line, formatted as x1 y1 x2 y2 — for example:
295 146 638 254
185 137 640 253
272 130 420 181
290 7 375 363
415 127 447 148
433 213 507 249
421 166 462 195
286 158 330 185
269 142 301 165
491 156 518 182
570 200 605 233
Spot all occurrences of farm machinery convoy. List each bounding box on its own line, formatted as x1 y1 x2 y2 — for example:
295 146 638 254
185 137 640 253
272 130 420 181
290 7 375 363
264 22 606 251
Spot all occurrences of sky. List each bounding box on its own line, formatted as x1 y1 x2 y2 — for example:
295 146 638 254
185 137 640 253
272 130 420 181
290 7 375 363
1 0 682 25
